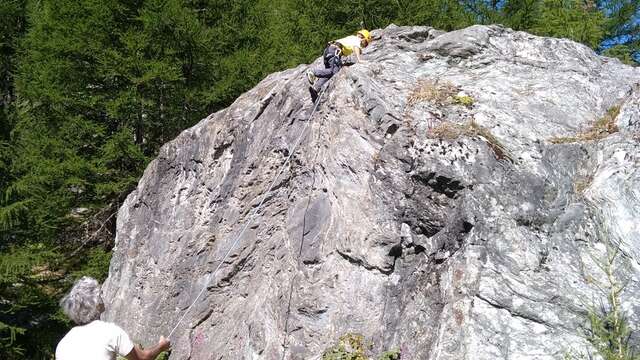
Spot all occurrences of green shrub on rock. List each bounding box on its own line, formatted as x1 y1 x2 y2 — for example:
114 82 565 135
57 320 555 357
322 333 401 360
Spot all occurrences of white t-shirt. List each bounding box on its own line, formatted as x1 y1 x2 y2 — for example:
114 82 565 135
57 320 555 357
335 35 362 56
56 320 135 360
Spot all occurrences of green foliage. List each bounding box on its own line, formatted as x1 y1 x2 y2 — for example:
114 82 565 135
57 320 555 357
396 0 475 31
566 238 639 360
0 322 25 359
470 0 639 64
599 0 640 65
96 127 146 198
603 45 638 65
454 94 474 107
0 0 27 131
322 333 370 360
485 0 607 49
587 306 638 360
155 351 171 360
69 247 111 282
503 0 542 30
0 244 66 359
378 349 401 360
0 0 637 357
0 1 27 228
0 242 113 358
584 242 638 360
532 0 605 48
322 333 401 360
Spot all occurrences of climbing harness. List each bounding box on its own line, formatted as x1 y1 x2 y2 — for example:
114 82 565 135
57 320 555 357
167 82 330 339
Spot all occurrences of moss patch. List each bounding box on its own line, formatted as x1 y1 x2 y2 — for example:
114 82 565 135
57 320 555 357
453 94 474 107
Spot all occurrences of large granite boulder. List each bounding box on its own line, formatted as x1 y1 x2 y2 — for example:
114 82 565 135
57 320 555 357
102 25 640 359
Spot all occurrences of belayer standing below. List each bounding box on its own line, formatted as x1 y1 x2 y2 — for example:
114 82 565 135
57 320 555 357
306 29 372 102
56 276 171 360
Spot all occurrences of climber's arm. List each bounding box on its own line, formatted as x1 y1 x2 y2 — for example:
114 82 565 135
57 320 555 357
354 47 363 62
126 336 171 360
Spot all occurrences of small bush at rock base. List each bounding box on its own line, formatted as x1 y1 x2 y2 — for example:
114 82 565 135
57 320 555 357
584 242 637 360
322 333 401 360
378 349 401 360
566 239 639 360
322 333 368 360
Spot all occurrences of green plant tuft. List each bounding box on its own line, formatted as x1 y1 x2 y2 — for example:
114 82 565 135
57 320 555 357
322 333 401 360
322 333 369 360
584 241 638 360
379 349 401 360
567 237 639 360
453 95 474 107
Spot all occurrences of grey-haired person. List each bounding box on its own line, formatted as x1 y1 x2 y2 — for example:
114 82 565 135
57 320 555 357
56 276 170 360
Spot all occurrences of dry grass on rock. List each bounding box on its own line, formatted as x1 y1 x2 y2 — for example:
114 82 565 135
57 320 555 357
429 120 513 162
573 175 594 194
407 79 459 106
550 105 621 144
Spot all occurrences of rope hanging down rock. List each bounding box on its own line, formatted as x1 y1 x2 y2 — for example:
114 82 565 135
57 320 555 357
167 83 329 339
280 92 328 359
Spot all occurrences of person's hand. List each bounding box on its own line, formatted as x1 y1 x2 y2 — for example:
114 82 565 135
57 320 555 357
158 336 171 351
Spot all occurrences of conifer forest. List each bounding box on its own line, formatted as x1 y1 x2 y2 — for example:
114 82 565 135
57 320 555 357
0 0 638 358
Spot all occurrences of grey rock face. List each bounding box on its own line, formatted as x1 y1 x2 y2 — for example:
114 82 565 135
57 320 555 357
102 25 640 359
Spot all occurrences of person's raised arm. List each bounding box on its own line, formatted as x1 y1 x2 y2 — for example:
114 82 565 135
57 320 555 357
126 336 171 360
354 47 363 62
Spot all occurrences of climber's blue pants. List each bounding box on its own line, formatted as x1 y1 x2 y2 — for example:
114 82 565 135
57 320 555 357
313 44 343 91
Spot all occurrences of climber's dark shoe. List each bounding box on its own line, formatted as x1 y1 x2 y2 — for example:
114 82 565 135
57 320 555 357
309 86 318 103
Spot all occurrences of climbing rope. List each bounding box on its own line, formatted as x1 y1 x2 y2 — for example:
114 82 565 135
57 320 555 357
168 83 329 339
280 95 328 359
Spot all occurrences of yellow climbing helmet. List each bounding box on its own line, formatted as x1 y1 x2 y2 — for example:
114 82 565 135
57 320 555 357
357 29 372 45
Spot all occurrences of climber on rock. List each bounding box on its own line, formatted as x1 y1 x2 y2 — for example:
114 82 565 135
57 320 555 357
306 29 372 103
56 276 171 360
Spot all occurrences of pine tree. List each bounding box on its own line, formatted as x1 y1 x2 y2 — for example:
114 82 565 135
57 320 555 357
502 0 541 30
0 0 637 356
399 0 475 31
598 0 640 64
1 1 220 354
6 0 222 243
0 1 27 221
487 0 637 63
1 0 26 137
532 0 605 48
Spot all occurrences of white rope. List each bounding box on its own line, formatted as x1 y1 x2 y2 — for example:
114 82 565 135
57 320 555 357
168 84 329 339
280 100 328 359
